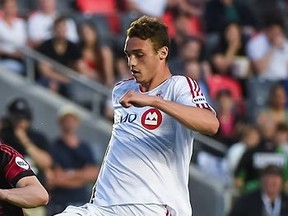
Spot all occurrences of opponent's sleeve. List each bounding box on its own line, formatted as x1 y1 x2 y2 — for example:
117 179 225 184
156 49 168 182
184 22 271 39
174 76 214 111
2 145 34 187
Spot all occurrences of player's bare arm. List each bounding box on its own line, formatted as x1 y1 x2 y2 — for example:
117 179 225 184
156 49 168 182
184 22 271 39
120 91 156 108
120 91 219 135
0 176 49 208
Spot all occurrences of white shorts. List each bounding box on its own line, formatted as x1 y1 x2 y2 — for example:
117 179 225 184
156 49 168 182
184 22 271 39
53 203 172 216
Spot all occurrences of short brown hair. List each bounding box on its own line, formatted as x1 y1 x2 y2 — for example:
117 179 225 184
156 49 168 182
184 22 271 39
261 165 283 178
127 16 170 53
53 16 68 30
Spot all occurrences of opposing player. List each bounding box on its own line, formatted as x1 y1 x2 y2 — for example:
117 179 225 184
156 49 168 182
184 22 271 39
0 143 49 215
56 16 219 216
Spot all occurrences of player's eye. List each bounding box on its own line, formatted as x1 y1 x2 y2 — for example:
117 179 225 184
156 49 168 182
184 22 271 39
135 53 144 58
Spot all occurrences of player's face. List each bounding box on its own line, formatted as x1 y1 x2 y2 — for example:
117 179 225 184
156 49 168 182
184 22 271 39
124 37 161 86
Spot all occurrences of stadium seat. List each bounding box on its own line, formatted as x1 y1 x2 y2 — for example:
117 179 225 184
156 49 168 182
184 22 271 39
76 0 117 14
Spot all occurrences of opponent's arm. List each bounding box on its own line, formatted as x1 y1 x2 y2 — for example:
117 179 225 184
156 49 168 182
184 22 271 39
120 91 219 135
0 176 49 208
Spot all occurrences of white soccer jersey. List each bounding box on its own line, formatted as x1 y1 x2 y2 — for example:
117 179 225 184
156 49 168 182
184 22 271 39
91 75 213 216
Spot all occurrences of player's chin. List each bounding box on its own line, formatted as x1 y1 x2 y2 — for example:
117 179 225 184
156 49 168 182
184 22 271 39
133 75 143 83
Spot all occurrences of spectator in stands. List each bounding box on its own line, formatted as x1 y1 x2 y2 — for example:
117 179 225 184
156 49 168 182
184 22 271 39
183 61 211 104
247 17 288 81
226 123 261 175
229 165 288 216
78 22 115 86
46 105 99 215
0 97 52 216
76 0 117 15
209 22 250 99
0 143 49 215
119 0 169 54
169 0 203 17
171 36 211 103
168 10 202 60
114 54 132 82
213 89 242 147
28 0 78 47
163 0 203 40
257 84 288 140
125 0 168 17
0 0 27 74
273 123 288 191
254 0 286 27
234 122 288 193
170 36 203 75
203 0 259 35
210 22 250 81
36 16 83 98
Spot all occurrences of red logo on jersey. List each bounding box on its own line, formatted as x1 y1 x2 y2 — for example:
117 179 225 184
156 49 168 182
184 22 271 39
141 108 162 130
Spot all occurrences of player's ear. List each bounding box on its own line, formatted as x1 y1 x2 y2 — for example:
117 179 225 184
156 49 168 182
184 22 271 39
158 46 168 60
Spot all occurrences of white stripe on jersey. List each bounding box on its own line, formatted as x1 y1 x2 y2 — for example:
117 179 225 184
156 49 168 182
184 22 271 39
186 77 213 110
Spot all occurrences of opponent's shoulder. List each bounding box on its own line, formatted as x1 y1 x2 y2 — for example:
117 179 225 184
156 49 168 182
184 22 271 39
0 143 19 157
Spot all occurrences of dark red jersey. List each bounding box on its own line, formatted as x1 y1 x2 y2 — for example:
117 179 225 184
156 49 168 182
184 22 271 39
0 143 34 216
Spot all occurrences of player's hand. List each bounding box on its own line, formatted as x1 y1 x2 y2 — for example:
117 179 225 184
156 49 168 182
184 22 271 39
120 91 158 108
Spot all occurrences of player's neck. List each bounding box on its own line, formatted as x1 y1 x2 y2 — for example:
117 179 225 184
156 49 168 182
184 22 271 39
140 67 171 92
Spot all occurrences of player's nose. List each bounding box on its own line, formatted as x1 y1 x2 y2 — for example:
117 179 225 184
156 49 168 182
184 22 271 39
128 55 137 67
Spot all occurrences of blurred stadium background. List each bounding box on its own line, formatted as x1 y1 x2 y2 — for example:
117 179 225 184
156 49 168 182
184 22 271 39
1 0 288 215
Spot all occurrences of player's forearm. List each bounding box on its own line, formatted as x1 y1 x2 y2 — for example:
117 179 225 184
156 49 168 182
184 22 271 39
152 97 219 135
0 184 49 208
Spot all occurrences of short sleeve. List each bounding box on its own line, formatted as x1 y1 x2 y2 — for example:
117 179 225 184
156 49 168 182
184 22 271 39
2 146 34 187
174 76 214 111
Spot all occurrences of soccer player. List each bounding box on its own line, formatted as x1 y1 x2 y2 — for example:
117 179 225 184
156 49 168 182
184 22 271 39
56 15 219 216
0 143 49 215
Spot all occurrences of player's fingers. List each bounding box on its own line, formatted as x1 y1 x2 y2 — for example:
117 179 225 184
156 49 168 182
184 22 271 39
120 99 131 108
